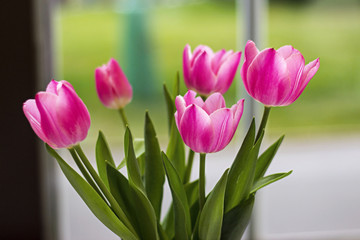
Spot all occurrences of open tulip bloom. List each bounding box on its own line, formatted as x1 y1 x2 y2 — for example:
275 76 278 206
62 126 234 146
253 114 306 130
183 44 242 96
23 42 319 240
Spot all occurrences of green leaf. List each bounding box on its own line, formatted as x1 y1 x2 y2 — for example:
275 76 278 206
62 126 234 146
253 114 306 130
185 180 199 209
46 145 138 240
199 170 229 240
166 121 186 182
254 135 284 181
162 204 174 239
126 128 160 240
95 131 115 188
225 119 255 212
117 138 145 170
162 152 191 240
173 71 180 97
163 83 175 134
162 181 197 240
221 194 255 240
225 129 264 213
144 112 165 219
125 127 144 192
251 171 292 194
158 224 169 240
106 162 140 232
137 153 146 178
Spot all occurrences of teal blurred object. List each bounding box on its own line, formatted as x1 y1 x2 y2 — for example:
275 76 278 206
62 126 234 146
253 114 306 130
120 0 155 99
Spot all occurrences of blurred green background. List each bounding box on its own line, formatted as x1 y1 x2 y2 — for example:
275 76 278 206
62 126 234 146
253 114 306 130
57 0 360 143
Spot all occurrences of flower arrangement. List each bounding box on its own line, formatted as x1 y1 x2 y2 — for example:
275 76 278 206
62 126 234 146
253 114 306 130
23 40 319 240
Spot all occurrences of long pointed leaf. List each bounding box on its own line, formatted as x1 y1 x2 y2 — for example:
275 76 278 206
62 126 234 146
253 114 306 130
126 128 159 240
125 128 144 191
251 171 292 194
162 152 191 240
106 162 141 233
117 138 145 170
199 170 229 240
144 112 165 219
221 194 255 240
163 83 175 134
225 119 256 212
166 121 185 181
226 130 264 212
46 145 138 240
96 131 115 188
254 135 284 181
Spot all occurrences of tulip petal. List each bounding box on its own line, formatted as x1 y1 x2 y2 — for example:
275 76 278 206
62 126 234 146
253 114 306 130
209 108 234 152
183 44 192 85
95 67 116 108
23 99 48 144
283 58 320 105
279 53 305 105
175 96 186 127
179 104 214 153
108 58 133 101
46 80 58 94
277 45 296 60
191 45 214 67
211 49 227 74
241 40 260 92
56 84 90 145
216 51 241 94
36 92 71 148
191 51 216 95
183 90 204 107
247 48 291 106
203 92 226 115
230 99 245 128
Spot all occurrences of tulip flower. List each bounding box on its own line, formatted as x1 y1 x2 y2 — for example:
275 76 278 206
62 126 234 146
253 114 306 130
241 40 320 106
95 58 133 109
23 80 91 149
175 90 244 153
183 44 242 96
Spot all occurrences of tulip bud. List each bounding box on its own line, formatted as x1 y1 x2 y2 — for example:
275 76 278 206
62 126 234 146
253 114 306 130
241 40 320 106
95 58 133 109
175 90 244 153
23 80 91 149
183 44 241 96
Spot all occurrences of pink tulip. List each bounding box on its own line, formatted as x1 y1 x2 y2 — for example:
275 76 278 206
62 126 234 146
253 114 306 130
183 44 242 96
175 90 244 153
95 58 133 109
241 40 320 106
23 80 91 149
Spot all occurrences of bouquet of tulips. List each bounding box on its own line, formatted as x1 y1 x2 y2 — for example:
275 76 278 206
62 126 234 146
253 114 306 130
23 41 319 240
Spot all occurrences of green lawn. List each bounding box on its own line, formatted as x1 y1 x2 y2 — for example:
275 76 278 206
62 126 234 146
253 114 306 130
58 2 360 142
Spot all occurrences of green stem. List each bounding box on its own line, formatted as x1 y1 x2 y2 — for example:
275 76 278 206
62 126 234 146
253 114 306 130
255 106 271 142
74 145 137 237
199 153 206 211
183 149 195 184
68 148 105 201
118 108 129 128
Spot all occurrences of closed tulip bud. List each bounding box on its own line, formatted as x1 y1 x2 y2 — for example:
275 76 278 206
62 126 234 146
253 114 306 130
183 44 242 96
23 80 91 149
95 58 133 109
241 40 320 106
175 90 244 153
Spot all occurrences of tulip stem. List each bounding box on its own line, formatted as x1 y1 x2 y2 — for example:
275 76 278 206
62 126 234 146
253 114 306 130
74 145 138 237
183 149 195 184
68 148 106 201
118 108 129 128
256 106 271 142
199 153 206 211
